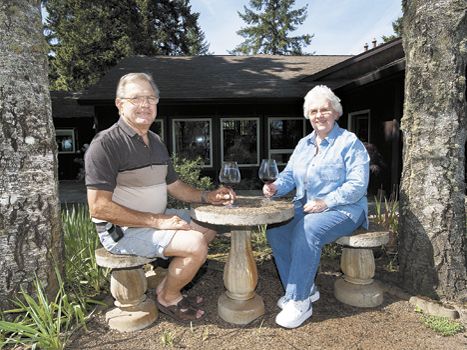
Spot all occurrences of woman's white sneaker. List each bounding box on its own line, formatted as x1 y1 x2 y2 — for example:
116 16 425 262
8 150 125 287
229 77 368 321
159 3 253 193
276 288 320 309
275 298 313 328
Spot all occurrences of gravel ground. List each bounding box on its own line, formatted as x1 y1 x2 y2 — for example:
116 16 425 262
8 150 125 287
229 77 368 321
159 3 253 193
67 257 467 350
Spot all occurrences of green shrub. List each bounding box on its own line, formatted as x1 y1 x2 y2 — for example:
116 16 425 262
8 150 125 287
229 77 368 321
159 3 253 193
373 191 399 234
0 207 107 349
251 225 272 262
62 204 110 295
0 267 90 350
420 314 465 336
322 243 342 259
168 155 214 209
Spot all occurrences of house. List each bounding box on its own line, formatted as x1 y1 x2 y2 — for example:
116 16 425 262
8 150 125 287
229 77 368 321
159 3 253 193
53 38 408 195
51 91 95 179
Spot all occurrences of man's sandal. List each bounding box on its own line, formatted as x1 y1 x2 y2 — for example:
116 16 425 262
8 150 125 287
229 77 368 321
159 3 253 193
156 296 205 323
182 293 204 306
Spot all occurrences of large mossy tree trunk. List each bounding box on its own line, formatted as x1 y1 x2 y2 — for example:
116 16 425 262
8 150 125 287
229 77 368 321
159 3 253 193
399 0 467 301
0 1 62 310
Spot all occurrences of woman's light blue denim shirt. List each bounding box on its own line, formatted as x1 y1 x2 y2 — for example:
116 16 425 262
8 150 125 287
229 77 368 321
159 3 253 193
274 123 370 229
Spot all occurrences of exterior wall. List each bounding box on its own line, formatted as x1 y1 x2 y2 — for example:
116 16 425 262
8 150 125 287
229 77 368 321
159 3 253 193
337 72 405 196
54 73 419 194
59 77 407 192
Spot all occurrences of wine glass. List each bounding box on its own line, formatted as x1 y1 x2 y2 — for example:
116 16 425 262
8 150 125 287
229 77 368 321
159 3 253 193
258 159 279 201
219 161 241 208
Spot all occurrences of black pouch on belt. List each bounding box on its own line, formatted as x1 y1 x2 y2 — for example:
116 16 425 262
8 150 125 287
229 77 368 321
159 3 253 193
95 222 124 242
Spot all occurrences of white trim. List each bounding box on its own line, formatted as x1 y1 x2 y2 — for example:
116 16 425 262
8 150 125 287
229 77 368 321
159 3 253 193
153 119 164 140
55 128 76 154
267 117 306 165
348 109 371 143
171 118 213 167
220 117 260 166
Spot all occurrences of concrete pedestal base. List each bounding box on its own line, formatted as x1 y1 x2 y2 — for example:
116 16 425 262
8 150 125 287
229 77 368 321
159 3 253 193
218 293 265 325
191 197 293 325
106 298 158 332
95 248 159 332
334 277 384 308
334 224 389 308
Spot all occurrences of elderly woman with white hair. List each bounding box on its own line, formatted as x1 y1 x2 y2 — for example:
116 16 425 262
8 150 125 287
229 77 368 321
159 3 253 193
263 85 370 328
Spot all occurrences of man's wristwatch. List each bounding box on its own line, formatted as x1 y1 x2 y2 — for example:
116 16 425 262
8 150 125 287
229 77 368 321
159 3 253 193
201 190 209 204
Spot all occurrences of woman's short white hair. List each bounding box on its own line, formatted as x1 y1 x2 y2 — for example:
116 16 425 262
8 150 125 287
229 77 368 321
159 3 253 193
303 85 343 119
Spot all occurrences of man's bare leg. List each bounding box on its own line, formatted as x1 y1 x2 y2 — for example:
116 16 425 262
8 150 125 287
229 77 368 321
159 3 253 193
156 230 208 318
190 220 217 243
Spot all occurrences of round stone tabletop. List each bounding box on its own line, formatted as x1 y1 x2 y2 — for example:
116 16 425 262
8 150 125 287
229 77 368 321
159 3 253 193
190 196 294 226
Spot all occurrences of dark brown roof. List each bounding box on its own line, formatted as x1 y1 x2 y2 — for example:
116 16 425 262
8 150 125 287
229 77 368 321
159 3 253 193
79 55 351 104
51 91 94 118
303 38 404 87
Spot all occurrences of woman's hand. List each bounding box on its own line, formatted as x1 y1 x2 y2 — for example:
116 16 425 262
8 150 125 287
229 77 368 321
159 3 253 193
263 183 277 198
208 187 236 206
303 199 328 213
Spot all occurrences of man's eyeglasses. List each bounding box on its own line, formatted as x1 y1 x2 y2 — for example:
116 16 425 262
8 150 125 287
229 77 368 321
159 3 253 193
121 96 159 106
308 108 333 118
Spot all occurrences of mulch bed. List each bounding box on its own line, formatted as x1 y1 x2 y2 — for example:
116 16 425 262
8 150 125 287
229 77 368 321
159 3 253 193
66 254 466 350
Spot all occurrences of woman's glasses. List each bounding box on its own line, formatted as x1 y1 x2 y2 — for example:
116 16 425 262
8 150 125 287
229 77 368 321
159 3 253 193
308 108 333 118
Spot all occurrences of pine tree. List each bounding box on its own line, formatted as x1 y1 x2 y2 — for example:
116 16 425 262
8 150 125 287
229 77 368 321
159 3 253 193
45 0 136 91
231 0 312 55
44 0 209 91
382 17 403 42
142 0 210 56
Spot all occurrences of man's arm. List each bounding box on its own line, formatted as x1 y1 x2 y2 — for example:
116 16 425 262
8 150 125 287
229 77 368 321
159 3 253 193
87 188 190 230
167 180 234 205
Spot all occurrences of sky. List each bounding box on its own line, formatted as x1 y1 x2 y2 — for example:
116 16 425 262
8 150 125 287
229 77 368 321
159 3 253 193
190 0 402 55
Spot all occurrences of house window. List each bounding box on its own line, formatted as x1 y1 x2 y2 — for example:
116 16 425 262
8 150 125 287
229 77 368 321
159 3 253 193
152 120 164 140
348 110 370 142
221 118 259 166
172 119 212 167
268 118 306 165
55 129 76 154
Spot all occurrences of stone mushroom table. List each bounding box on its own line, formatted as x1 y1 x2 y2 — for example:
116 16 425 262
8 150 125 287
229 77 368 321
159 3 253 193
191 196 294 325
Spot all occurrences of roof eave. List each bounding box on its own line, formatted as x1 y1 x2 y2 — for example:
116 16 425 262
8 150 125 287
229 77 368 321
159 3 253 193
301 38 403 82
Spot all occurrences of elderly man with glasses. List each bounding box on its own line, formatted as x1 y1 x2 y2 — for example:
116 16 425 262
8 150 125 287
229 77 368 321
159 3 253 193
85 73 234 323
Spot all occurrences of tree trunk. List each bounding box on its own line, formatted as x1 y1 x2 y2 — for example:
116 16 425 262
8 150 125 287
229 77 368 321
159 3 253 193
399 0 467 301
0 1 62 310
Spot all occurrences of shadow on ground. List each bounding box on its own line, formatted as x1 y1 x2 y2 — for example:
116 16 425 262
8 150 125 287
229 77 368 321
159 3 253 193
67 255 466 350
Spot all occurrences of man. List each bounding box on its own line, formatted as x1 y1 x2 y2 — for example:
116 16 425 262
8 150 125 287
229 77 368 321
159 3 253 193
85 72 234 322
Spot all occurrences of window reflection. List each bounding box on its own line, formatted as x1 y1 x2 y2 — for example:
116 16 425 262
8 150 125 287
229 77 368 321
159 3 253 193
222 118 259 166
173 119 212 166
56 129 76 154
269 118 305 165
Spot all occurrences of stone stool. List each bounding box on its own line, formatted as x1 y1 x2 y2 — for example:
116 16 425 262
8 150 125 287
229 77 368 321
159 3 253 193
95 248 158 332
334 223 389 307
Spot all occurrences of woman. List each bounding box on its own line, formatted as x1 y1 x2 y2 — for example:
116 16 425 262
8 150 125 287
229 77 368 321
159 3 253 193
263 85 369 328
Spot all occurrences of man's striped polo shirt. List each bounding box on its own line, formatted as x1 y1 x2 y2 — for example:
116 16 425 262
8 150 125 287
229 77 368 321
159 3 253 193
85 118 178 214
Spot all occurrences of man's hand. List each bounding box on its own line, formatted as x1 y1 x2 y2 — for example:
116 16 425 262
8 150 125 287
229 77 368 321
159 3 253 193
206 187 236 206
303 199 328 213
263 182 277 198
155 215 191 230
